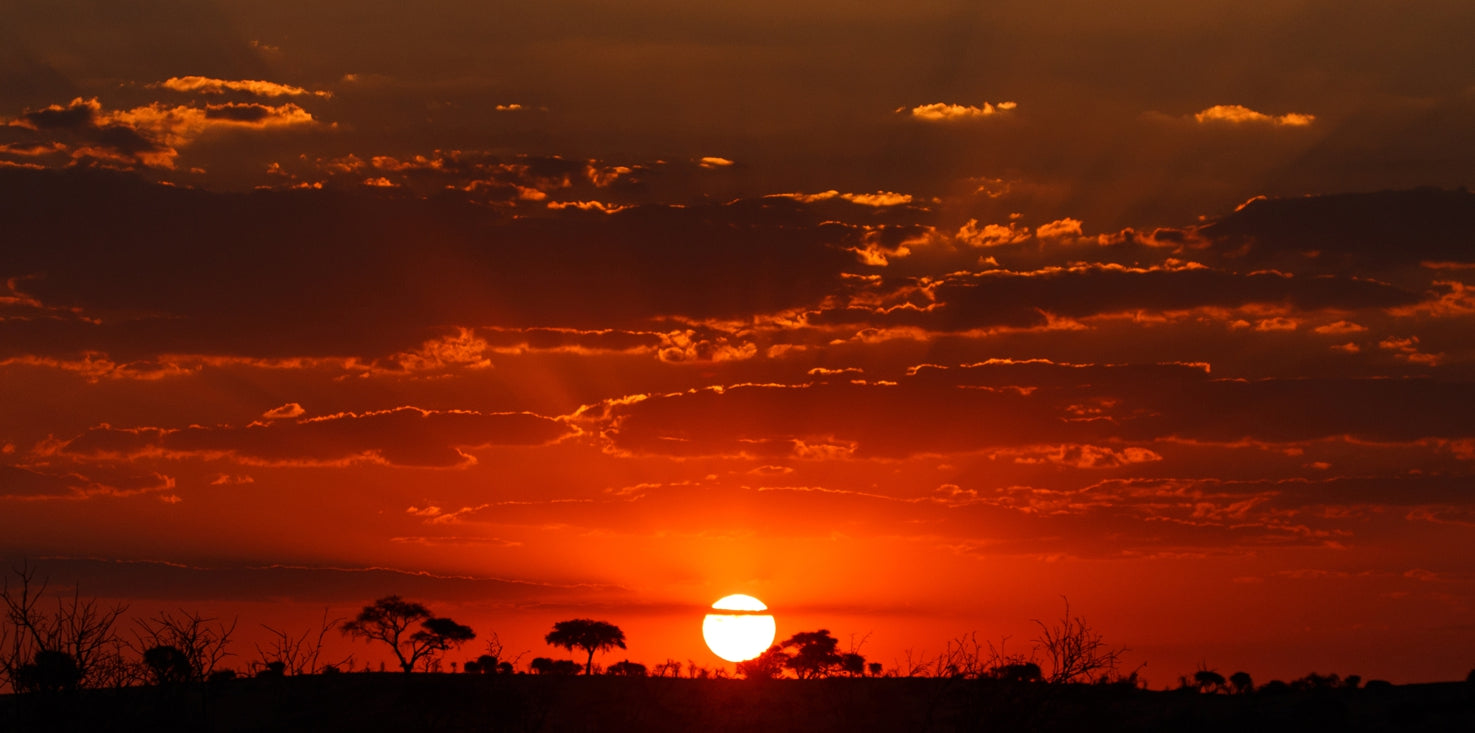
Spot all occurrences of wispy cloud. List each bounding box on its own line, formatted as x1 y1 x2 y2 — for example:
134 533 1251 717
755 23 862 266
157 76 331 98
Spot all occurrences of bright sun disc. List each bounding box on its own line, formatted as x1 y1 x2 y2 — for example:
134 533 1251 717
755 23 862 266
702 594 777 663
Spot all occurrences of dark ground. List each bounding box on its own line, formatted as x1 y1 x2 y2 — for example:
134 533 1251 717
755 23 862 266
2 674 1472 733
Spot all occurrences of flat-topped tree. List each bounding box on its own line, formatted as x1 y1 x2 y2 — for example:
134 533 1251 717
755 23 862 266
544 619 625 675
340 596 474 673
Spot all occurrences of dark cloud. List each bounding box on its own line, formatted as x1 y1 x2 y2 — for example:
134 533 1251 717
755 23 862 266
8 98 170 165
1199 188 1475 277
0 463 74 497
597 364 1475 459
0 167 858 360
203 103 275 123
0 556 614 605
61 407 572 468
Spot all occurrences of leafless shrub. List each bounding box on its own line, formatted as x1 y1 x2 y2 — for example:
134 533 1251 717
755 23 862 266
1032 597 1126 684
1 561 130 692
254 608 351 675
133 609 237 682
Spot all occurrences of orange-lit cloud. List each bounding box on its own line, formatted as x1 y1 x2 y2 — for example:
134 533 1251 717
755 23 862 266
157 76 331 98
1193 104 1315 127
903 101 1017 121
6 97 319 169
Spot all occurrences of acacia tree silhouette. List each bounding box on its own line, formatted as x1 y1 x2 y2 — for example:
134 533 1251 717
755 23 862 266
544 619 625 675
340 596 475 673
782 629 842 679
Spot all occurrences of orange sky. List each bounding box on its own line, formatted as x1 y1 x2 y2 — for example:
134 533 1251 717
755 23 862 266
3 0 1474 685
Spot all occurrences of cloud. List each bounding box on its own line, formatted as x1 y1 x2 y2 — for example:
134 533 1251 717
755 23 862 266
589 363 1475 460
1193 104 1315 126
904 101 1017 121
59 406 573 468
156 76 330 98
768 190 914 207
6 97 320 169
0 556 612 604
698 156 734 168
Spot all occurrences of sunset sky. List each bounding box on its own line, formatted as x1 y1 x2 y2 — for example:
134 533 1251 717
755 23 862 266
3 0 1474 685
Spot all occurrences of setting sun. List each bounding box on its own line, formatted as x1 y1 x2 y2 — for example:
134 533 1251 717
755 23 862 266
702 594 778 663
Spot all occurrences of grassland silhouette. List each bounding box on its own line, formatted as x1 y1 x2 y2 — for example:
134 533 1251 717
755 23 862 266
3 562 1472 732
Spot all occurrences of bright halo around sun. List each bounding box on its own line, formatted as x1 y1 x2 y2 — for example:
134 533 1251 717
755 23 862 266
702 594 777 662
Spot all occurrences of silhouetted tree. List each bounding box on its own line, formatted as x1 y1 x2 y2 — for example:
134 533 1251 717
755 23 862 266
1194 669 1227 694
1 561 129 691
867 661 884 677
839 652 866 677
340 595 475 673
1291 672 1340 691
143 645 193 685
1467 668 1475 684
1229 670 1254 694
780 629 842 679
544 619 625 675
133 609 236 682
465 653 499 674
736 646 788 679
608 660 647 677
1032 598 1125 683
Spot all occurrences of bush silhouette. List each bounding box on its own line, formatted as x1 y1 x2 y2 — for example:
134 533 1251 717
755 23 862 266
15 650 82 693
994 661 1043 683
608 660 647 677
144 645 193 685
530 657 581 675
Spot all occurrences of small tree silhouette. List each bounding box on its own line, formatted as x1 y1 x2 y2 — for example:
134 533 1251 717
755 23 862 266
1194 669 1227 694
1032 598 1125 684
1229 670 1254 694
839 652 866 677
143 645 193 685
133 609 236 682
736 646 788 679
544 619 625 675
781 629 842 679
340 595 475 673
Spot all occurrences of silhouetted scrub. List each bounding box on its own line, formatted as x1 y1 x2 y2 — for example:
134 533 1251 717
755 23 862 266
608 660 648 677
14 650 82 693
530 657 580 676
144 645 193 686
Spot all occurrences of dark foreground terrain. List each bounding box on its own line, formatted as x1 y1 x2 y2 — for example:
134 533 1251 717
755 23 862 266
2 675 1472 733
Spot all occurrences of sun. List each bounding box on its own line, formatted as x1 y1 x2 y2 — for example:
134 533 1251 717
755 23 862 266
702 594 777 663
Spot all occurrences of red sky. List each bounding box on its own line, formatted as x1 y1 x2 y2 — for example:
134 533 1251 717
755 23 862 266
3 0 1474 685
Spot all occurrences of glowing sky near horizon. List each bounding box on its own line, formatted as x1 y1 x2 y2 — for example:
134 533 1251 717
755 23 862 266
2 0 1474 684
